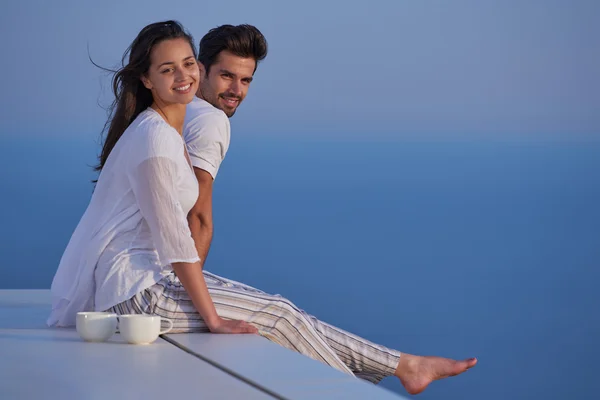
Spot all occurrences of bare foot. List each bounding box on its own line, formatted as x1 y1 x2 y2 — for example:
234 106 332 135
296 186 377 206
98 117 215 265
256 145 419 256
394 353 477 395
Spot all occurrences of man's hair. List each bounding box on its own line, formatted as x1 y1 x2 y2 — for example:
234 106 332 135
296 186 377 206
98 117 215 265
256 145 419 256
198 24 268 74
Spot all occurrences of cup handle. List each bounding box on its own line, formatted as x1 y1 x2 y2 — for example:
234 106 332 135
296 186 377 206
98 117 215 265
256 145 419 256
159 317 173 335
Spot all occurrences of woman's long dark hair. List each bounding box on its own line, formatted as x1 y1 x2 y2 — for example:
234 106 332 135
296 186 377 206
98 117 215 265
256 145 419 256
94 20 196 172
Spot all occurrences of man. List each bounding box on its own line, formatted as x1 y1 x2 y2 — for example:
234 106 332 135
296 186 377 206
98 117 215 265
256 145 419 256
182 24 477 394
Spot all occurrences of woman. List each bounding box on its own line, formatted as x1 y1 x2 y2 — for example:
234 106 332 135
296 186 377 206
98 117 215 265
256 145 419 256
48 20 255 334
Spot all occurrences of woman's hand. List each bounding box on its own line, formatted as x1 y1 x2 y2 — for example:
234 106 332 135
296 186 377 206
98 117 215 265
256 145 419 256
170 262 257 335
208 317 258 334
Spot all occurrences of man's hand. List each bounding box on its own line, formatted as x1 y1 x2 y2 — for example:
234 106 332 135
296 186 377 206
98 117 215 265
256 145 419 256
208 317 258 334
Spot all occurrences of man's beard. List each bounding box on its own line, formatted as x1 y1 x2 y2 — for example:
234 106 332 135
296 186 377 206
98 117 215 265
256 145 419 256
218 93 242 117
200 86 240 117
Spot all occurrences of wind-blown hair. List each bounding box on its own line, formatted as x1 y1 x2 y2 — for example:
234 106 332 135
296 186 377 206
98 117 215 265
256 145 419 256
95 20 196 172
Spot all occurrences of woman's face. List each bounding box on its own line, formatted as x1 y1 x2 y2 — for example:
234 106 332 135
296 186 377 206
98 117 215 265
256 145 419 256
142 37 199 106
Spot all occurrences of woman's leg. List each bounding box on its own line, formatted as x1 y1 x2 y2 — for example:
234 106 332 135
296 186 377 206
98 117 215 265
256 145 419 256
303 315 400 384
108 271 476 392
176 272 399 382
201 271 401 383
200 272 477 393
108 272 354 375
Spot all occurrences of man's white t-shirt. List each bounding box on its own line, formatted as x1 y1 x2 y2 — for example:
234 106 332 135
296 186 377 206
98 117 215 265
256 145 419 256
183 97 231 179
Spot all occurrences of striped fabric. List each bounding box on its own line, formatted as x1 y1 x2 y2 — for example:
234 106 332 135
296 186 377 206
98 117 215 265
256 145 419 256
106 270 400 384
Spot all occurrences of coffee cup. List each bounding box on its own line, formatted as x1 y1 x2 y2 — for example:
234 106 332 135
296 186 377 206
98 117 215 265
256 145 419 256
76 312 118 342
118 314 173 345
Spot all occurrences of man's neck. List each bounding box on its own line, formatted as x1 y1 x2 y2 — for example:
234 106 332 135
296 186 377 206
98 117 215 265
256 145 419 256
195 88 206 102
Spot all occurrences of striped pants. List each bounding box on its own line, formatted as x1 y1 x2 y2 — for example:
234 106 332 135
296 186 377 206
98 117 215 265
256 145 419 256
107 270 401 384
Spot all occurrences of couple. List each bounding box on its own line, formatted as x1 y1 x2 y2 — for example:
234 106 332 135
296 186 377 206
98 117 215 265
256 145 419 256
48 21 477 395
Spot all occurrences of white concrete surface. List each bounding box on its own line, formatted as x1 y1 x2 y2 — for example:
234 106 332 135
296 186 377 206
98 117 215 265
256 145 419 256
166 331 407 399
0 290 409 399
0 328 271 400
0 290 270 399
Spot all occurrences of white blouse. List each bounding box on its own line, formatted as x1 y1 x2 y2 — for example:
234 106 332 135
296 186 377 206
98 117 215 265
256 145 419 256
48 108 200 327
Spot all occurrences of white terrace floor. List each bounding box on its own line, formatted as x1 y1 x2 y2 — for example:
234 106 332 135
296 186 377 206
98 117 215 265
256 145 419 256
0 289 408 399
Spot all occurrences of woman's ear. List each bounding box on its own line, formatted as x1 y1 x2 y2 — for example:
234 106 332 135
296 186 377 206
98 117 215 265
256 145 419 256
141 75 153 90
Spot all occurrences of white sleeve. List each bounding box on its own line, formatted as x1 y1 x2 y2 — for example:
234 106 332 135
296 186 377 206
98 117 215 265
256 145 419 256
184 111 231 179
128 156 200 266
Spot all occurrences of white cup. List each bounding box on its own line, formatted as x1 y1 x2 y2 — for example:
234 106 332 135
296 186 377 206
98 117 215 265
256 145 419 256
118 314 173 345
76 312 118 342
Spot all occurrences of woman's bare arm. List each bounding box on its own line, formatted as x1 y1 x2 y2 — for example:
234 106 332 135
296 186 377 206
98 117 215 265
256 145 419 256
171 261 257 334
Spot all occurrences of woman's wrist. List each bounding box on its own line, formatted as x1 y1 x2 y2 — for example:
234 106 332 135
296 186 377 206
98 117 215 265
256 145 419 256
205 314 222 330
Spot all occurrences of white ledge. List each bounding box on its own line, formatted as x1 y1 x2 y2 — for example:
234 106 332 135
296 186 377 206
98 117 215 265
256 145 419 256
0 290 408 399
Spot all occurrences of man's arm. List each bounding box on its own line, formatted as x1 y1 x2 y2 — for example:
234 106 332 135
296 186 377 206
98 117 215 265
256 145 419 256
187 167 215 270
184 108 230 269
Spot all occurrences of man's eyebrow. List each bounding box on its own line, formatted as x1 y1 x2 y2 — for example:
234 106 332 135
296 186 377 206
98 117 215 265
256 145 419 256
219 69 235 76
219 69 253 81
157 56 195 69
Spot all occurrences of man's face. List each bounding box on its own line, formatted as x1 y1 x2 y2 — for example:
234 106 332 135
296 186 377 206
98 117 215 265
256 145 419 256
198 50 256 117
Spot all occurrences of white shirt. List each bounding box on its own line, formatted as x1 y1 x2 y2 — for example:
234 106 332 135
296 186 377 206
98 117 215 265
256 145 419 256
183 97 231 179
48 109 200 327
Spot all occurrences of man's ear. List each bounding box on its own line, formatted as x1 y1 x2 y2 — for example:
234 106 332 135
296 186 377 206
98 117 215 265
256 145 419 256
197 60 207 79
141 75 153 90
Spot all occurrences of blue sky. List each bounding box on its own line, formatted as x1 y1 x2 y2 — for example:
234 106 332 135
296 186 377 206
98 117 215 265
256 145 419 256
1 0 598 140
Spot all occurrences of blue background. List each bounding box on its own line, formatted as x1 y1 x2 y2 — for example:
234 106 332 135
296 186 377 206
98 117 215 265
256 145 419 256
1 1 599 399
